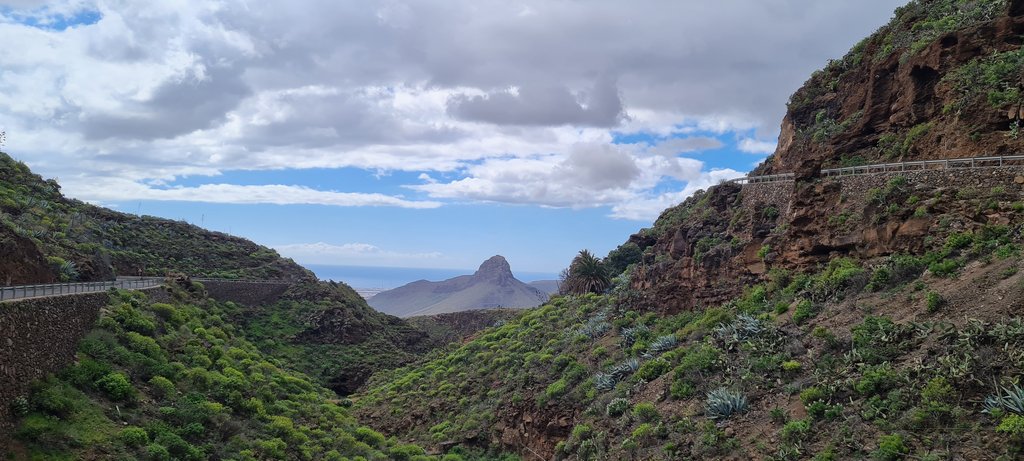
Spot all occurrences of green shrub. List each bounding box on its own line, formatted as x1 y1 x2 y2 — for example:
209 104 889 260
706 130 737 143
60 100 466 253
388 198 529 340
792 299 816 324
30 380 74 416
997 414 1024 440
872 434 908 461
670 378 695 400
389 444 426 461
606 398 630 417
633 402 659 422
800 387 827 406
354 426 386 448
148 376 176 399
781 419 811 442
634 358 670 382
781 360 801 372
121 426 150 447
855 363 901 396
925 291 944 313
146 443 172 461
96 372 135 401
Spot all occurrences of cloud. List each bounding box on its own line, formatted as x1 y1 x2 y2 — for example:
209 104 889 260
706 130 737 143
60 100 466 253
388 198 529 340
274 241 444 266
447 78 624 127
738 138 777 155
0 0 905 216
58 177 441 208
609 168 744 220
645 136 723 156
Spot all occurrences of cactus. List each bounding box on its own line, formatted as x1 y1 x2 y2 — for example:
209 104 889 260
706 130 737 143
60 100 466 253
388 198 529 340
704 388 748 420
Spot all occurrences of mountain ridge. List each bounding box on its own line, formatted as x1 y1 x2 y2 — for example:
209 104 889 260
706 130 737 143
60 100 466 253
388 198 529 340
368 255 550 317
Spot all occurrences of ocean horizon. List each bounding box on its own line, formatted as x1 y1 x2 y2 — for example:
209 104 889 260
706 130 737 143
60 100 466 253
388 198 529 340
305 264 559 290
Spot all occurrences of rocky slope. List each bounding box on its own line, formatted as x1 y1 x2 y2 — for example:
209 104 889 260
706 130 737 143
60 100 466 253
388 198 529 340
368 256 550 317
355 1 1024 459
626 0 1024 315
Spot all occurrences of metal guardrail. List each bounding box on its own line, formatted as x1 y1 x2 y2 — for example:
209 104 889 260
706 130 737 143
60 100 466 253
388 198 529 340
730 155 1024 184
0 279 162 302
729 173 795 185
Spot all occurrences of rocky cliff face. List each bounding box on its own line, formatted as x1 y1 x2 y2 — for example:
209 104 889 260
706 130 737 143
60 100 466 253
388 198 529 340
627 0 1024 314
368 255 550 317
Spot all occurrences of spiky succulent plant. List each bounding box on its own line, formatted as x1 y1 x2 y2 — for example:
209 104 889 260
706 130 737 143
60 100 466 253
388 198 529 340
593 372 616 391
646 334 679 355
704 388 749 420
984 384 1024 414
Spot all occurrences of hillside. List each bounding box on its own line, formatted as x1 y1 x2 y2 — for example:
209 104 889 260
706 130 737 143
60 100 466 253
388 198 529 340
355 1 1024 459
231 281 435 395
368 256 550 317
0 152 312 283
1 283 512 460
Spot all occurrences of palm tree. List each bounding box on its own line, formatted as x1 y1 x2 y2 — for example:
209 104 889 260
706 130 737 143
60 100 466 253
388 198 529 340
559 249 611 295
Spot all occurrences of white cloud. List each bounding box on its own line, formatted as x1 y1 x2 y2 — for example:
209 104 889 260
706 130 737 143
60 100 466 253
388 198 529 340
738 138 777 155
274 241 444 266
0 0 904 215
58 177 441 208
609 168 744 220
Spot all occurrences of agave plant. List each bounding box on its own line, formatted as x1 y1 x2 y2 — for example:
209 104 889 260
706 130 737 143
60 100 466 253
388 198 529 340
593 372 616 391
621 324 650 347
984 383 1024 415
577 313 611 339
610 358 640 381
714 314 763 344
59 260 79 282
704 388 748 420
646 334 679 356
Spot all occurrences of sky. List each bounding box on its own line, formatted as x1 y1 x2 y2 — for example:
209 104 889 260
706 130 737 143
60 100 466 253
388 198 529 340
0 0 905 273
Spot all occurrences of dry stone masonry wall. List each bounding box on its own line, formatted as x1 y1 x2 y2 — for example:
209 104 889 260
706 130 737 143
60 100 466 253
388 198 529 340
199 280 290 306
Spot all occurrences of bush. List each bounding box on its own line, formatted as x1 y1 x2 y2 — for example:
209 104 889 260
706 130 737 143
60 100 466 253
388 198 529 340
606 398 630 417
792 299 817 324
781 419 811 442
633 402 659 422
121 426 150 447
146 443 172 461
31 380 74 416
148 376 176 399
354 426 386 448
96 372 135 401
997 414 1024 440
872 434 908 461
634 358 670 382
855 363 901 396
925 291 944 313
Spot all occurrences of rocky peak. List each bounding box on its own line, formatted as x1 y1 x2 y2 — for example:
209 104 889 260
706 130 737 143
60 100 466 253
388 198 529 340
474 255 514 283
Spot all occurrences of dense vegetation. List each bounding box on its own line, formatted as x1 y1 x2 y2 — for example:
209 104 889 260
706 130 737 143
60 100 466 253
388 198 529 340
0 152 311 281
357 227 1024 459
231 281 431 395
4 285 510 460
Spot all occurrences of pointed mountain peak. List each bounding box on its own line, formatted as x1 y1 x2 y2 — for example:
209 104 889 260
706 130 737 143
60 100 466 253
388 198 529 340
475 255 513 279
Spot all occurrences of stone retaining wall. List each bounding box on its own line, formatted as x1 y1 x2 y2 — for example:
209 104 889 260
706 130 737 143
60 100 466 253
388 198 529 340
200 280 290 306
825 167 1024 198
0 287 165 443
740 181 795 215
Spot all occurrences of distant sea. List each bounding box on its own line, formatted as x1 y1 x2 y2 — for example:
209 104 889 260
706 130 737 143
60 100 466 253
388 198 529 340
306 264 559 290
